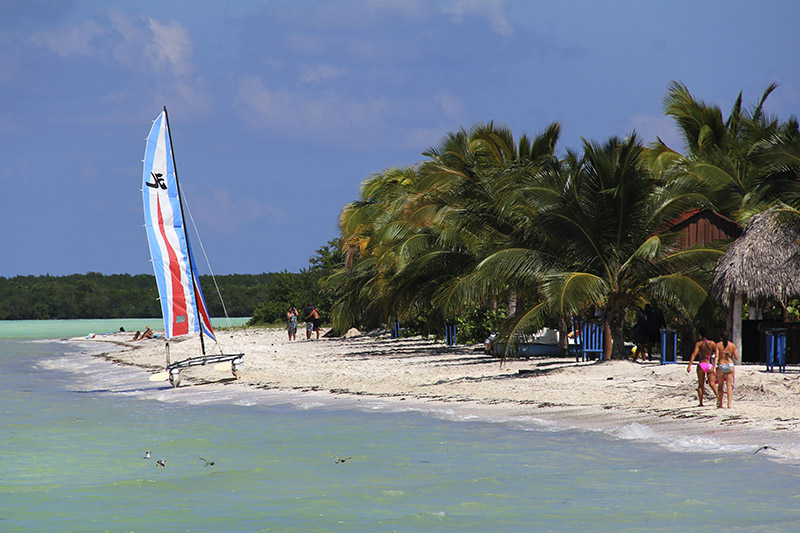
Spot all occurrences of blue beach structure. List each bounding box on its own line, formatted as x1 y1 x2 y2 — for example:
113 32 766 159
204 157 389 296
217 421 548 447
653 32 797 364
573 318 603 362
660 328 678 364
765 328 787 372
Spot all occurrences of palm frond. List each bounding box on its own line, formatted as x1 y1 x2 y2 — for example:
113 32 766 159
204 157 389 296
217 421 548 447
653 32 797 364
545 272 608 317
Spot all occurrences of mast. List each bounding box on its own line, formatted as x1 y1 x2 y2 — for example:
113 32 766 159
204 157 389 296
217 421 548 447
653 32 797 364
162 106 207 356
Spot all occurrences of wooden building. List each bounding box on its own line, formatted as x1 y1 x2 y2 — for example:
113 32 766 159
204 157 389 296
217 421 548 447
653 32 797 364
668 208 743 249
668 208 743 359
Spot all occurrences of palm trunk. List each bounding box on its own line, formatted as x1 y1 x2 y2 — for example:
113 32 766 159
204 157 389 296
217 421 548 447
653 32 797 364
611 321 626 359
732 293 742 359
603 316 613 360
507 292 517 317
604 304 627 359
558 317 570 356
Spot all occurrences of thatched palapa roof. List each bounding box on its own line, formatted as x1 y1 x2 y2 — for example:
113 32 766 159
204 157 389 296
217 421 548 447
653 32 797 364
712 206 800 305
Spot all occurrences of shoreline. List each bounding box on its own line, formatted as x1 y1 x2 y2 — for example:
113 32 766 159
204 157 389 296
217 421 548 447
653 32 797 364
76 327 800 461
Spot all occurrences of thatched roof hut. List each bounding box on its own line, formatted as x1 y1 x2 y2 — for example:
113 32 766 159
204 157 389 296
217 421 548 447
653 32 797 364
712 206 800 306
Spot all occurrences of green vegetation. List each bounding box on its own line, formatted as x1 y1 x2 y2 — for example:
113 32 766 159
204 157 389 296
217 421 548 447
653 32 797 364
0 242 342 322
247 240 342 325
324 82 800 357
0 272 258 320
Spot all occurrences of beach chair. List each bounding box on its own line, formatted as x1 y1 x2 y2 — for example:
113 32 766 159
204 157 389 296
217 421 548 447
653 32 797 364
572 318 604 362
765 328 787 373
391 319 401 339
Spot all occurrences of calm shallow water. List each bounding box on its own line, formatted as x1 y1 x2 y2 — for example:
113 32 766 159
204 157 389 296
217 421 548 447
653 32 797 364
2 320 800 531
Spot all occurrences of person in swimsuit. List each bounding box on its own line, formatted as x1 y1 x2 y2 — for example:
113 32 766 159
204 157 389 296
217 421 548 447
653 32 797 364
303 303 319 340
686 328 717 406
286 306 298 341
715 329 739 409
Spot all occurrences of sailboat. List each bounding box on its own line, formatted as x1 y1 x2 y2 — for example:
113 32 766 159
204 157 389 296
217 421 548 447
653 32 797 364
142 107 244 387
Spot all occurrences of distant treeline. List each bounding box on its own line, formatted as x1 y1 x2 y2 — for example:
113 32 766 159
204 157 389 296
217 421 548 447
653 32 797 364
0 272 265 320
0 242 341 323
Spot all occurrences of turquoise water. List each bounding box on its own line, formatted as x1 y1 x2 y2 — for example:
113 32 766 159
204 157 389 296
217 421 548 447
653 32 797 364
2 320 800 531
0 317 250 340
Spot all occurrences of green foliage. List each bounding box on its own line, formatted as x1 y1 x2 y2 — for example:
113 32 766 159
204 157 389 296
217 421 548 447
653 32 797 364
248 239 343 326
2 272 277 320
327 99 767 356
454 306 508 345
247 271 315 325
0 273 162 319
0 242 344 324
662 81 800 224
787 300 800 322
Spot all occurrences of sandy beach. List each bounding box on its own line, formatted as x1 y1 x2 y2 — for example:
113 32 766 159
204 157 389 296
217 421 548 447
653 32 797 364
82 327 800 458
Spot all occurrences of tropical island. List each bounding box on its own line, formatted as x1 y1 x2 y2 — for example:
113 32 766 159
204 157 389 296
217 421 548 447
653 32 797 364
19 81 800 365
67 82 800 460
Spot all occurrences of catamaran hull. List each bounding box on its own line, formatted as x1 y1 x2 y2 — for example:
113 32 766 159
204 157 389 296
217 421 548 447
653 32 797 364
167 353 244 387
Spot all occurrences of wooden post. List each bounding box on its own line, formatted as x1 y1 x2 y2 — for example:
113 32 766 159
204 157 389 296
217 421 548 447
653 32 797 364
732 292 743 361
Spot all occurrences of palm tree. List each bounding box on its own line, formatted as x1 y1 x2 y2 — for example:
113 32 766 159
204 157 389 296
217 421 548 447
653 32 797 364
327 166 425 333
481 134 719 359
328 122 561 336
419 121 561 319
660 81 800 223
329 125 720 359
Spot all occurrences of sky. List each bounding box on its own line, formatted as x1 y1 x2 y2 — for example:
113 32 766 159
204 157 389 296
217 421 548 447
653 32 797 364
2 0 799 277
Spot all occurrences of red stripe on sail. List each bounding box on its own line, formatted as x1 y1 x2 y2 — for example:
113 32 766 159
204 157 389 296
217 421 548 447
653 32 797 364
194 280 215 339
156 195 190 337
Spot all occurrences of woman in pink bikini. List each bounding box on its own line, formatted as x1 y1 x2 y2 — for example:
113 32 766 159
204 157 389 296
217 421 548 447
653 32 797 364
686 328 717 406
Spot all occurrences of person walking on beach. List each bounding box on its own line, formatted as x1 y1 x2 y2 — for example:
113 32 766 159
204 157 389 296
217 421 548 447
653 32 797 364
287 306 298 341
686 328 717 406
312 309 322 339
715 329 739 409
303 303 319 340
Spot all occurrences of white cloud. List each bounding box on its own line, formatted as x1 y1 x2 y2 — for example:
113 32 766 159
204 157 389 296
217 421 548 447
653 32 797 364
27 9 195 76
442 0 512 36
299 64 346 83
28 9 206 112
236 77 273 114
235 76 389 142
435 91 463 122
147 19 194 76
29 8 196 77
29 19 104 57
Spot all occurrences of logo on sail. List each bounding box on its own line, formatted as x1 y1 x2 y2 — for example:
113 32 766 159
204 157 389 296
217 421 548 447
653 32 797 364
146 172 168 189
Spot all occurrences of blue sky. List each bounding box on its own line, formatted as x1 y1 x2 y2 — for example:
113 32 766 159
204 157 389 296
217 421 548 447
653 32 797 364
2 0 799 276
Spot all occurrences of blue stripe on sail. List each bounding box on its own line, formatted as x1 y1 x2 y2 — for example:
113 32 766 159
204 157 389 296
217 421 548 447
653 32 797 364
143 113 172 338
143 112 195 339
143 110 215 341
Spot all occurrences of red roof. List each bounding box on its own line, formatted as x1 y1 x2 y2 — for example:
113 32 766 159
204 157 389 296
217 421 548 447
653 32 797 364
668 208 740 230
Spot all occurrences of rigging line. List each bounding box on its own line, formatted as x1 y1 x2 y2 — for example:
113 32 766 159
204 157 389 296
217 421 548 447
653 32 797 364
180 188 242 350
